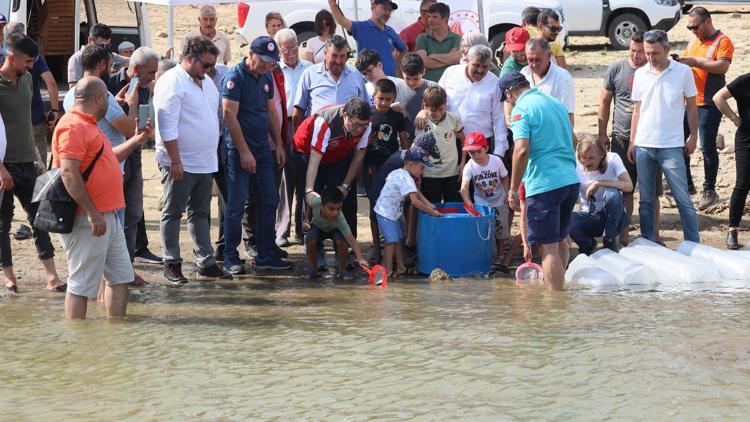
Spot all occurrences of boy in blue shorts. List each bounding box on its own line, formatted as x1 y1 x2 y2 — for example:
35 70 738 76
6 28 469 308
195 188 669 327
374 148 442 276
304 188 368 280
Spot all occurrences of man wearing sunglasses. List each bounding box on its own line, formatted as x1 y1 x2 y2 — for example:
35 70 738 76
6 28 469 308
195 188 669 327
68 23 129 88
535 9 567 70
677 7 734 211
400 0 436 52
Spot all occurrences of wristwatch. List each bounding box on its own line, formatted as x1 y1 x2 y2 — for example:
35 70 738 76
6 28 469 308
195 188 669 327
341 183 351 192
509 191 519 199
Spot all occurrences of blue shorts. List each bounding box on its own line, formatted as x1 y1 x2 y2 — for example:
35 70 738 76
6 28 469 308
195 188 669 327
376 213 404 244
525 183 579 246
305 225 345 243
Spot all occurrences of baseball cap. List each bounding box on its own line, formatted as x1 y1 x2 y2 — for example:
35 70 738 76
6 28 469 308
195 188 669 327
251 36 280 62
0 15 7 24
497 71 528 102
505 27 530 52
404 147 433 167
413 132 440 159
462 132 489 151
118 40 135 52
374 0 398 10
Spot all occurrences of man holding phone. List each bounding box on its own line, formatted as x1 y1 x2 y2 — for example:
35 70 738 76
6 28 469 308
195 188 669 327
107 47 163 276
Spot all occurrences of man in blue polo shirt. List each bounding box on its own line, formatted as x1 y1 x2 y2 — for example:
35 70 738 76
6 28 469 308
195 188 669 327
328 0 406 77
502 71 579 291
222 36 290 273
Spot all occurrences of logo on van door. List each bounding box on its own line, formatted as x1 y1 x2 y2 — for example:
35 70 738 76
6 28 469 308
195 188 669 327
449 9 480 35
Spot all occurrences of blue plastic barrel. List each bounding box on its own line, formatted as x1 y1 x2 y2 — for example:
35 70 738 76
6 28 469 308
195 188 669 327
417 202 495 277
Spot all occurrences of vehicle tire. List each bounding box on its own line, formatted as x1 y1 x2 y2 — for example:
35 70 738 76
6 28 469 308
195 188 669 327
681 4 693 14
296 30 317 47
607 13 647 50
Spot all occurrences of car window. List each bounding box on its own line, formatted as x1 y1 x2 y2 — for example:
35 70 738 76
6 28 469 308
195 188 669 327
92 0 138 27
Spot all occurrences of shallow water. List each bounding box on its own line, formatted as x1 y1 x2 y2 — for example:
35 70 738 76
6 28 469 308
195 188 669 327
2 278 750 420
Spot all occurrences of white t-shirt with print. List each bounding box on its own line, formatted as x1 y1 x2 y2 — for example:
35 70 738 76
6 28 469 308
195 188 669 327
374 168 417 220
418 111 463 178
576 152 627 212
462 155 508 207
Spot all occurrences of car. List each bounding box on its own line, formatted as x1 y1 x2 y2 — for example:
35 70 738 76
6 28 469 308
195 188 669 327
559 0 682 49
235 0 568 55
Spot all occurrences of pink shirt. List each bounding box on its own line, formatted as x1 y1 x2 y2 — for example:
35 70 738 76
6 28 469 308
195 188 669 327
400 20 427 52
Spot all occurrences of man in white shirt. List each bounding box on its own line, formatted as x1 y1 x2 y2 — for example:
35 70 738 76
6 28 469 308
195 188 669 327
181 5 232 65
153 37 231 283
438 45 506 157
521 38 575 127
67 23 129 87
276 28 311 244
628 29 700 243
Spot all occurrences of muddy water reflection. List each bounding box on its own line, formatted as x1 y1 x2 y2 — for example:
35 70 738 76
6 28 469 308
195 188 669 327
2 279 750 419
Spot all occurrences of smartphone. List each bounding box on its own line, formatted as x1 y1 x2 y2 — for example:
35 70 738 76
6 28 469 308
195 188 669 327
128 77 139 95
138 104 149 130
670 53 679 60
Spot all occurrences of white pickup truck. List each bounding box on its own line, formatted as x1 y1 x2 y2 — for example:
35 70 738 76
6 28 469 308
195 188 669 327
236 0 568 55
237 0 683 50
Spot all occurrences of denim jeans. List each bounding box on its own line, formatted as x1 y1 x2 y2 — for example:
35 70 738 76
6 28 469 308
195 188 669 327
0 162 55 267
683 106 722 191
636 147 699 242
224 147 279 266
570 188 629 252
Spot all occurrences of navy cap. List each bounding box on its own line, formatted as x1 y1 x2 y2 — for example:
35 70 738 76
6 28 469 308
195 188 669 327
251 36 280 62
374 0 398 10
0 14 7 24
497 71 528 102
404 147 433 167
413 132 440 159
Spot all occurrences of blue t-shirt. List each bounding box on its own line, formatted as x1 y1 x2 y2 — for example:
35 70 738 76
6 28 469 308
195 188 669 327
30 55 50 125
63 87 127 149
510 88 578 197
221 62 274 152
351 20 406 77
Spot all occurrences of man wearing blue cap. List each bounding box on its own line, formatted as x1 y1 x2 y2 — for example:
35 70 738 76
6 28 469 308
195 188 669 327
501 71 578 290
222 36 290 273
328 0 406 77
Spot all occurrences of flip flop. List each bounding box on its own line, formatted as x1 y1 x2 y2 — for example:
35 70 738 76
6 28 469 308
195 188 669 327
13 224 32 240
47 283 67 292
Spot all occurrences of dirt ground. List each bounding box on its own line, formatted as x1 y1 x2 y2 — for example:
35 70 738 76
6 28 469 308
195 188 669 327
7 5 750 290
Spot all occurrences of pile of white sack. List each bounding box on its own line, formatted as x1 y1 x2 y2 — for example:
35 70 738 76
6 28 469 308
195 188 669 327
565 238 750 290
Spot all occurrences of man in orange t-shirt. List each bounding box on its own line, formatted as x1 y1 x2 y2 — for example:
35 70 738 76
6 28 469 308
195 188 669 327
677 7 734 210
53 77 150 320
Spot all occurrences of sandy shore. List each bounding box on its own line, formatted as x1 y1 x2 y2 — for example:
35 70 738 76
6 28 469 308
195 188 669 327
6 5 750 289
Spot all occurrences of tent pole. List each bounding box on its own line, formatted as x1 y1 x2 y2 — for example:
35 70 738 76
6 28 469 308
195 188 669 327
477 0 485 35
168 5 174 59
74 0 81 50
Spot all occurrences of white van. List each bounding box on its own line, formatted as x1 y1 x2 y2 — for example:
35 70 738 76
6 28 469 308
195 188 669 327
235 0 568 54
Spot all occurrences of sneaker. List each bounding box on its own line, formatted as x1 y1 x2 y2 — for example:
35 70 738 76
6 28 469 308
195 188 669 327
726 229 740 250
224 262 246 275
134 248 163 265
164 263 188 284
214 246 225 263
274 245 289 258
197 264 233 280
275 237 290 248
255 259 293 270
697 189 719 211
244 245 258 260
13 224 32 240
603 236 619 252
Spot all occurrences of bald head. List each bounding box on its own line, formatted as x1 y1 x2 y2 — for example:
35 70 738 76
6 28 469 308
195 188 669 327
73 76 109 119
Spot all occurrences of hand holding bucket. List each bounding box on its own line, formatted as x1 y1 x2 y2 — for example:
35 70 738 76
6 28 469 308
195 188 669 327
364 264 388 287
515 260 544 286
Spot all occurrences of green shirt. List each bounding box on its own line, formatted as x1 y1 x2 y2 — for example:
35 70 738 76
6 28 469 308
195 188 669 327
416 30 462 82
500 56 525 77
311 195 352 236
0 72 37 163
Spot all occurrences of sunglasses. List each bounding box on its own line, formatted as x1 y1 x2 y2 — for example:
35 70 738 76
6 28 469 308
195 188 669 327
544 24 563 33
195 56 216 70
686 19 705 31
643 30 668 43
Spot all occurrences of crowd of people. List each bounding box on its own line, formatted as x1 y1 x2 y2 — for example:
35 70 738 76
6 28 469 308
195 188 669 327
0 2 746 318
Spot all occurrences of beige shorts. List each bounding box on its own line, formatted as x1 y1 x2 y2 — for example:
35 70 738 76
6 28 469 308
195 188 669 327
493 203 510 241
58 212 134 298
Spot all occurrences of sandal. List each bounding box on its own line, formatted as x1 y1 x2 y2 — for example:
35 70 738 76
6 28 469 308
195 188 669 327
336 271 354 281
47 283 67 292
